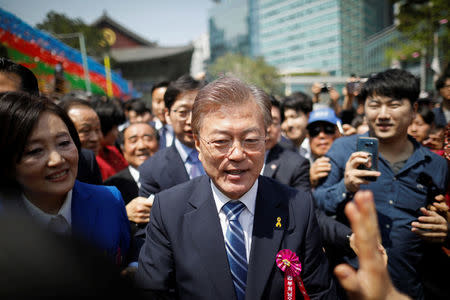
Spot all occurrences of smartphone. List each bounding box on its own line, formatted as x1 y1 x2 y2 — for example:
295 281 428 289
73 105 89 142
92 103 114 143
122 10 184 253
346 81 361 94
346 82 355 94
356 137 378 181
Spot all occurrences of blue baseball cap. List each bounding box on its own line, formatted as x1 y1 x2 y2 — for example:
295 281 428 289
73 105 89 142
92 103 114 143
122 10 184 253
307 107 341 129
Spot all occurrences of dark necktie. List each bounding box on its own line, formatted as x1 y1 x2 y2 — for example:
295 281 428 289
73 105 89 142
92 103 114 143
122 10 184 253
222 201 247 300
47 215 71 235
159 125 167 149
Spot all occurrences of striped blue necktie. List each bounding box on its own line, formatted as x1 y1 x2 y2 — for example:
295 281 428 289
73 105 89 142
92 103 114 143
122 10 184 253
223 201 247 300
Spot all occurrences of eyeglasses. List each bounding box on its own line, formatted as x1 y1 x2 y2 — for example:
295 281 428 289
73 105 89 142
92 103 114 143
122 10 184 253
199 136 267 158
308 124 336 137
171 108 192 120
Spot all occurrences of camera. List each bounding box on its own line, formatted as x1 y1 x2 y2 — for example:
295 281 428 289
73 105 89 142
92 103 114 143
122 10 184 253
320 83 331 93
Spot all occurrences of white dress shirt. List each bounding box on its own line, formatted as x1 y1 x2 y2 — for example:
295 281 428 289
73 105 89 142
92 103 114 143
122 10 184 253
154 118 174 148
22 190 72 234
300 137 311 162
211 179 258 262
128 165 141 188
174 138 204 179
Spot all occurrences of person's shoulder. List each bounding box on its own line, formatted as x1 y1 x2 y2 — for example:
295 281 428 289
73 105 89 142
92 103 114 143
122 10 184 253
157 175 206 199
104 168 130 183
333 132 359 147
327 133 360 157
80 148 96 160
139 147 172 169
418 144 448 166
259 177 315 217
74 181 123 206
280 145 306 161
153 176 209 214
259 176 309 201
278 136 297 151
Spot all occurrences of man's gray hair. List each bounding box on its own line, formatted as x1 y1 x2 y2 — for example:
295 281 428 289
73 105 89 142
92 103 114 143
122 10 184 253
192 76 272 134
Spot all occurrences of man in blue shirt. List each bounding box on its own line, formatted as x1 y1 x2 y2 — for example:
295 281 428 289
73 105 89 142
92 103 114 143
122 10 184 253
314 69 449 299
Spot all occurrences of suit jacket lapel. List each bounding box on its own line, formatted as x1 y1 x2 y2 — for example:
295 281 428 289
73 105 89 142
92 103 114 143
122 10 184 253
184 176 236 300
246 176 289 300
122 168 139 200
263 146 281 178
166 144 190 185
71 181 97 240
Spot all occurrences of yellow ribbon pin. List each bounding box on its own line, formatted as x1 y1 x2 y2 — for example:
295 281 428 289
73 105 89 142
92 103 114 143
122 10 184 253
275 217 282 228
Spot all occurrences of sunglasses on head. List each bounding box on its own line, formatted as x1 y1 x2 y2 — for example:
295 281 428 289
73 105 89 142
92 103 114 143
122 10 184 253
308 123 336 137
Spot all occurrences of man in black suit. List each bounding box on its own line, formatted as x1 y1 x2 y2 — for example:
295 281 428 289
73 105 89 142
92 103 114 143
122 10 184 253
78 148 103 185
136 76 337 299
265 97 354 277
138 75 207 198
104 122 158 253
150 80 175 149
105 122 159 205
263 96 310 186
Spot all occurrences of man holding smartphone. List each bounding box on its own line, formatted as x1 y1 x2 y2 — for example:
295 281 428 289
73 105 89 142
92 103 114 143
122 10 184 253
313 69 449 300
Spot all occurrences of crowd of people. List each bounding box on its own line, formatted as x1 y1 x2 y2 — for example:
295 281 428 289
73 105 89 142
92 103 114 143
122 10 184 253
0 56 449 299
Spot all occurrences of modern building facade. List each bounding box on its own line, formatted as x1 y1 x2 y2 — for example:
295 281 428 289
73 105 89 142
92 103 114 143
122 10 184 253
256 0 393 76
190 33 210 79
209 0 250 62
364 25 401 75
209 0 393 76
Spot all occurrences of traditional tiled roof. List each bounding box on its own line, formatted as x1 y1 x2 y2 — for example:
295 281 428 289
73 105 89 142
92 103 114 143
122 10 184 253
110 45 194 63
92 12 156 47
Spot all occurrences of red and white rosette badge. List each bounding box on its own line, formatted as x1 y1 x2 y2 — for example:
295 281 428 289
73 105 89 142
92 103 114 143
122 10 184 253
276 249 310 300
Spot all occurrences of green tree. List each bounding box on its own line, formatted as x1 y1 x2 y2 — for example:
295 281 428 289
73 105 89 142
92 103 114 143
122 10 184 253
391 0 449 68
207 53 283 95
37 11 109 59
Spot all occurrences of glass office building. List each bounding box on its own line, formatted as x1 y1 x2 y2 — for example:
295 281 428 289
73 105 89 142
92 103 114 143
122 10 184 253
209 0 250 62
209 0 393 76
364 25 401 75
256 0 393 76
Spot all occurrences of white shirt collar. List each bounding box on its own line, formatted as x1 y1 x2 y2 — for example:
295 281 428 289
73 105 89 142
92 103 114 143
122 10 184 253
261 150 269 175
153 118 163 131
128 165 140 187
174 138 194 163
211 178 258 217
300 137 311 161
22 190 72 227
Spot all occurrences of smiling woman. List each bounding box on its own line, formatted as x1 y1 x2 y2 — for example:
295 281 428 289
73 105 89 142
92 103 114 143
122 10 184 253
0 91 131 266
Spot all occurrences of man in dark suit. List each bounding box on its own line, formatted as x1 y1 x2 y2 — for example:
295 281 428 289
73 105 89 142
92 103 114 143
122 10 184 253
138 75 207 198
78 148 103 185
105 122 159 205
263 96 310 186
264 98 354 297
150 80 175 149
136 76 337 299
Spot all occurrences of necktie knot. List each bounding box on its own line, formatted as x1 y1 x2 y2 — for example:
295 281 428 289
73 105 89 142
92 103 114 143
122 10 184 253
188 150 200 164
223 201 246 221
48 215 70 235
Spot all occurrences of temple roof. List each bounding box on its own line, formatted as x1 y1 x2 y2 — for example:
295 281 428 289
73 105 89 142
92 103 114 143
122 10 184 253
110 44 194 63
92 12 156 47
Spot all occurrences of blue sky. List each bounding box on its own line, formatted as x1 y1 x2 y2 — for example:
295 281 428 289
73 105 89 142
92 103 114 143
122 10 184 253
0 0 213 46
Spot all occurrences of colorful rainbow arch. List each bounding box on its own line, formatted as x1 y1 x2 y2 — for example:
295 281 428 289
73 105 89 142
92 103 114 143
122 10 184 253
0 8 136 98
